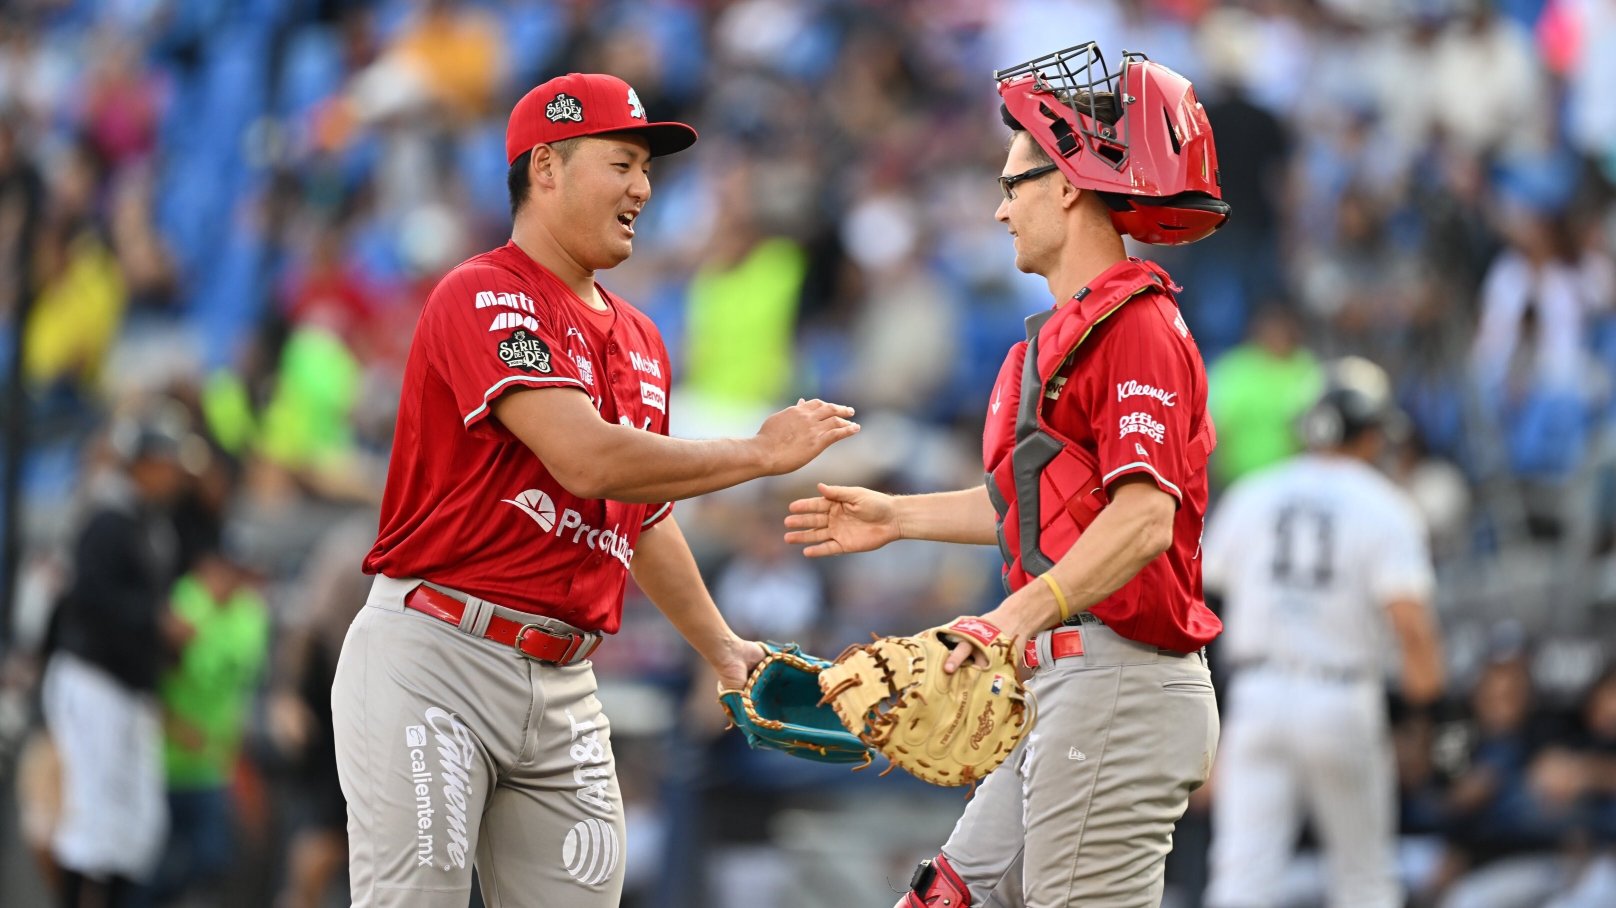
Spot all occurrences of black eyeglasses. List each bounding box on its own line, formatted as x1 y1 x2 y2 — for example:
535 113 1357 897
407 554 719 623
997 163 1059 201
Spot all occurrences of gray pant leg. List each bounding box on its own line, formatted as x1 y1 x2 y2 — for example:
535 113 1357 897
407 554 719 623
1021 656 1217 907
939 637 1217 908
333 602 516 907
476 662 626 907
940 737 1028 908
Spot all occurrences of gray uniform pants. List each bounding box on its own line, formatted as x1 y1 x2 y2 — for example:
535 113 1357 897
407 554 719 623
940 616 1219 908
332 576 624 907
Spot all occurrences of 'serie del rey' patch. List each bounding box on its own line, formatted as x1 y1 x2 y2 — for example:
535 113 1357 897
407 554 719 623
546 93 584 123
498 329 553 374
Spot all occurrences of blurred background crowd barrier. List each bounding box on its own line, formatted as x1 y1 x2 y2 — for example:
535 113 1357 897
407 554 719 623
2 0 1616 905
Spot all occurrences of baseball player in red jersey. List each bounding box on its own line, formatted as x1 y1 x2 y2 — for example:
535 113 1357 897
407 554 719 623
786 45 1228 906
331 72 859 907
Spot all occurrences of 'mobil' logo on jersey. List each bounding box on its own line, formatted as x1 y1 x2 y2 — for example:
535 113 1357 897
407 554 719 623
629 350 661 378
498 329 552 374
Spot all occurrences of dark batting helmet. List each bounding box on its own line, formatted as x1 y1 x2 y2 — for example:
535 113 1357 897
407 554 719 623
1299 357 1406 449
108 398 212 474
996 43 1231 245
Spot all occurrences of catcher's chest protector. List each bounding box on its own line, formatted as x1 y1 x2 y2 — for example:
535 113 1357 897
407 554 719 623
984 258 1212 592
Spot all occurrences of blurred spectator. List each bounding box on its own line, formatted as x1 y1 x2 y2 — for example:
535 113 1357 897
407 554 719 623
78 34 161 170
1428 0 1553 157
1206 305 1323 488
1564 0 1616 180
109 168 180 314
388 0 506 122
1296 180 1423 358
1436 654 1578 905
267 512 372 908
1184 7 1293 355
151 538 270 906
711 505 825 645
680 168 807 431
41 400 205 908
23 140 125 430
1470 164 1612 482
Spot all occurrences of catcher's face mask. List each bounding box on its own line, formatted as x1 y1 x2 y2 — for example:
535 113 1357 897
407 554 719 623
996 43 1231 245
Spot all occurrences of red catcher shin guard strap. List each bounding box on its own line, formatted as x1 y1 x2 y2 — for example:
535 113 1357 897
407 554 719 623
903 854 971 907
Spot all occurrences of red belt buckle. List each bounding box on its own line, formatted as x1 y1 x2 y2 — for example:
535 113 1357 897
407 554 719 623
515 623 581 663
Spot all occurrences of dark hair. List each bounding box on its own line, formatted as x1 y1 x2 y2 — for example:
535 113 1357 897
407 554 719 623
507 138 585 217
507 149 533 217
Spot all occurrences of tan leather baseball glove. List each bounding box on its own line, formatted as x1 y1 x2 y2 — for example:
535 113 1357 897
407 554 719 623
817 617 1034 787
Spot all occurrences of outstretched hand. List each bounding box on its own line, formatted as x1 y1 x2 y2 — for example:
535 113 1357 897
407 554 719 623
756 400 859 475
783 482 902 557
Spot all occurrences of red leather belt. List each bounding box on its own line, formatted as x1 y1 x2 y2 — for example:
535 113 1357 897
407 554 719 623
1023 627 1086 669
404 585 601 666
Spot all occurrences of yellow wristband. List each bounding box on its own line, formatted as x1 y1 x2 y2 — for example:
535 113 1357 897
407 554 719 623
1038 572 1071 624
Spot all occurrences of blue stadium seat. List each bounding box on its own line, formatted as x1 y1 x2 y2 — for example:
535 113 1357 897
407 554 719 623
276 25 344 120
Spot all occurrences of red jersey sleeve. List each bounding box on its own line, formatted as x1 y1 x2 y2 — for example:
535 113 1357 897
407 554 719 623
1072 298 1201 503
424 263 590 438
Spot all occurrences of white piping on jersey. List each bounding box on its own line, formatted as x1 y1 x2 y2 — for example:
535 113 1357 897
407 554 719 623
641 502 672 528
463 374 590 426
1102 461 1183 501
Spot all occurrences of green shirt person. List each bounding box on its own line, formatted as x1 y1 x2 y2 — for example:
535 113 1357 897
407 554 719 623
161 553 270 789
1207 308 1323 488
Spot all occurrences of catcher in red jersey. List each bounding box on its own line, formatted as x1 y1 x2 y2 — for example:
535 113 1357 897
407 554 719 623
787 45 1227 907
332 72 858 908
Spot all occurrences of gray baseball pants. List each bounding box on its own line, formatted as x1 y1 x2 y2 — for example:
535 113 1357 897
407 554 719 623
332 575 624 907
939 615 1219 907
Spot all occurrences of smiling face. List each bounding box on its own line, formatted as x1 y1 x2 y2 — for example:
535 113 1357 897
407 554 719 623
994 132 1069 277
532 132 653 272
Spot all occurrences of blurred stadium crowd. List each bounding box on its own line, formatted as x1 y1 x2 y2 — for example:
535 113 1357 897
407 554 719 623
1 0 1616 905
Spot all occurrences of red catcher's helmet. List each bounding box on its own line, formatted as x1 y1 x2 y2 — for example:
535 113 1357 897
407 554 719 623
996 43 1230 245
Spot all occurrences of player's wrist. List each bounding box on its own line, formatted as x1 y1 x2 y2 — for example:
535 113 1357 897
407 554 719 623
1007 583 1063 639
890 494 911 542
737 434 781 476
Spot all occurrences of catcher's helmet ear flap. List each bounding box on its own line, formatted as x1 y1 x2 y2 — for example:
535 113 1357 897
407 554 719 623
1299 357 1400 449
1101 191 1232 245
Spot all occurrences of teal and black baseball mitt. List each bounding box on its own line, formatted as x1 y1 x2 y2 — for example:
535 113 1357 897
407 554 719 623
718 642 874 765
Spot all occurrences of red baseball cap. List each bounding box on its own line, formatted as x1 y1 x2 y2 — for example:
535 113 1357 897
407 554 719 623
505 73 698 164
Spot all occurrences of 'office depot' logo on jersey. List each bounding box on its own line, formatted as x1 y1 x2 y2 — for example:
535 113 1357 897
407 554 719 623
502 489 634 569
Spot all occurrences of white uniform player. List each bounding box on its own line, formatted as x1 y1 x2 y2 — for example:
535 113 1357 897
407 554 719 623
1203 357 1446 908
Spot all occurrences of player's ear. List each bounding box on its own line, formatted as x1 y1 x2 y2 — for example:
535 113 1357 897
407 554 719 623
531 144 559 190
1059 177 1082 212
